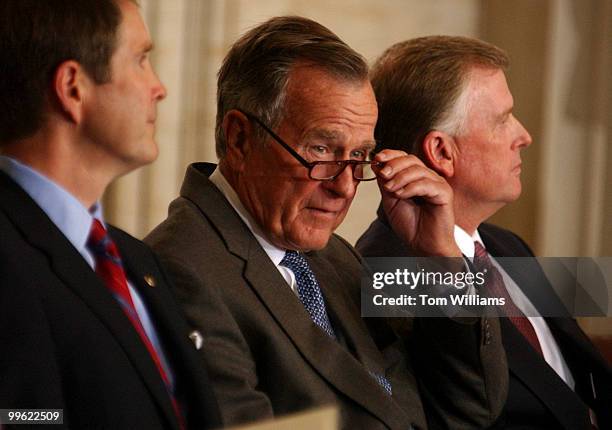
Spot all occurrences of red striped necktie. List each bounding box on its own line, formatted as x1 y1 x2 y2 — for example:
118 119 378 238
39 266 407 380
473 241 544 357
87 219 185 429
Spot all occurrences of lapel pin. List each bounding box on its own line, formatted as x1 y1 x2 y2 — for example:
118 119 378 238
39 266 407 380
189 330 203 350
144 275 156 288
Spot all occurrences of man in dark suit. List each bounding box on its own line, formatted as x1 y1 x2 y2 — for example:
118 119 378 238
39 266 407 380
0 1 220 428
146 17 507 429
356 35 612 429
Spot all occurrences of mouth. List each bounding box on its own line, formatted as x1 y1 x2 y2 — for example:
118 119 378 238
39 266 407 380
306 207 342 218
512 163 522 174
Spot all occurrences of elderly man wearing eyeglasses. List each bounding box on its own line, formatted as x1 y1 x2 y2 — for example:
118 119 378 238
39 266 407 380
146 16 507 430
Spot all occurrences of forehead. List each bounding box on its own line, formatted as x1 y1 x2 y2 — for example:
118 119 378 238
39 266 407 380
465 67 513 115
281 65 378 147
115 0 151 52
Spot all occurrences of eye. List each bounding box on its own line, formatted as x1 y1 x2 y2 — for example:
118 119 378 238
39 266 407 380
311 145 328 154
350 149 367 160
139 53 149 67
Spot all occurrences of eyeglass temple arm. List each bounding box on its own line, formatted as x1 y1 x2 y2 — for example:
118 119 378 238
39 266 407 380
235 109 312 169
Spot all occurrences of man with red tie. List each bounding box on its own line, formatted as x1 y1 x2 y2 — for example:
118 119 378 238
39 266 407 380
356 35 612 429
0 1 220 428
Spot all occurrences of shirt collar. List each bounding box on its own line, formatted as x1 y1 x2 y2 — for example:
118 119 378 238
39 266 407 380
209 167 287 265
0 155 103 255
454 224 485 258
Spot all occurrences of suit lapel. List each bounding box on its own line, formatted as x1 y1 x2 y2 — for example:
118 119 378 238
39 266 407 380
181 164 409 429
479 225 592 429
500 318 590 429
308 253 411 426
0 173 179 430
548 317 611 373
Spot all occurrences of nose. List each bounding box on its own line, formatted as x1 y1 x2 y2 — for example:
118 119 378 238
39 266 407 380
322 163 358 199
151 72 167 101
514 116 532 149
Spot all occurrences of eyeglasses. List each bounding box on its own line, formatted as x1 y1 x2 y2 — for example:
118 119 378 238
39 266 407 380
237 109 379 181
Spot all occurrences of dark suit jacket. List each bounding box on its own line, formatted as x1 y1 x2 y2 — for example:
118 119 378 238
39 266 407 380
356 210 612 430
0 171 221 430
145 162 507 430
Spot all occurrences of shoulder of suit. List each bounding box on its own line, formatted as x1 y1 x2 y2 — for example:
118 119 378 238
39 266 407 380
479 222 516 237
107 224 139 242
107 224 157 259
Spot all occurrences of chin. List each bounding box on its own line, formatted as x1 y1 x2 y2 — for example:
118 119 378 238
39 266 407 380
509 183 523 201
499 191 521 207
135 142 160 166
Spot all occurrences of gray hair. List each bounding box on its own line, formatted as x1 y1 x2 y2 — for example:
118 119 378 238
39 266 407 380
215 15 368 159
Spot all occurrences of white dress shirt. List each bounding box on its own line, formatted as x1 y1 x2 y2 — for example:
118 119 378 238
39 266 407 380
455 225 575 389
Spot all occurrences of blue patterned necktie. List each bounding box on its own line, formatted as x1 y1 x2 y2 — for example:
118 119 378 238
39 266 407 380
280 250 337 338
280 250 392 395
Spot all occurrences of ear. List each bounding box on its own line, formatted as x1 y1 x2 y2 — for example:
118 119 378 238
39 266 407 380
421 130 456 178
52 60 87 124
222 110 256 171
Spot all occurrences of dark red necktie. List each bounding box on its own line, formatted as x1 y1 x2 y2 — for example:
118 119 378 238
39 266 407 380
87 219 185 429
473 241 543 356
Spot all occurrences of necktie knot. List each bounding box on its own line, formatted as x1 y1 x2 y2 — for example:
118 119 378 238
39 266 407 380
87 219 122 265
88 218 106 241
280 250 336 339
473 241 492 268
280 250 315 281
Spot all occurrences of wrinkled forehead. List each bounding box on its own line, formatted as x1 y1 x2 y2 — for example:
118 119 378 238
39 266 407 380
280 66 378 144
304 128 377 151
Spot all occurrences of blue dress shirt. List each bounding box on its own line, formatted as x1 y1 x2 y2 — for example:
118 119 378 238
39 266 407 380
0 155 175 391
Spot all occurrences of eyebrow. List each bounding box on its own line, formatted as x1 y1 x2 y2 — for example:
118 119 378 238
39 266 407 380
308 129 343 141
363 140 377 149
498 106 513 119
307 129 377 150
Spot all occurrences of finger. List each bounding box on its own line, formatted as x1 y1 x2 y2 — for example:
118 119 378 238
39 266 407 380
379 163 443 192
374 149 409 163
382 177 453 206
375 154 427 180
374 150 419 176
